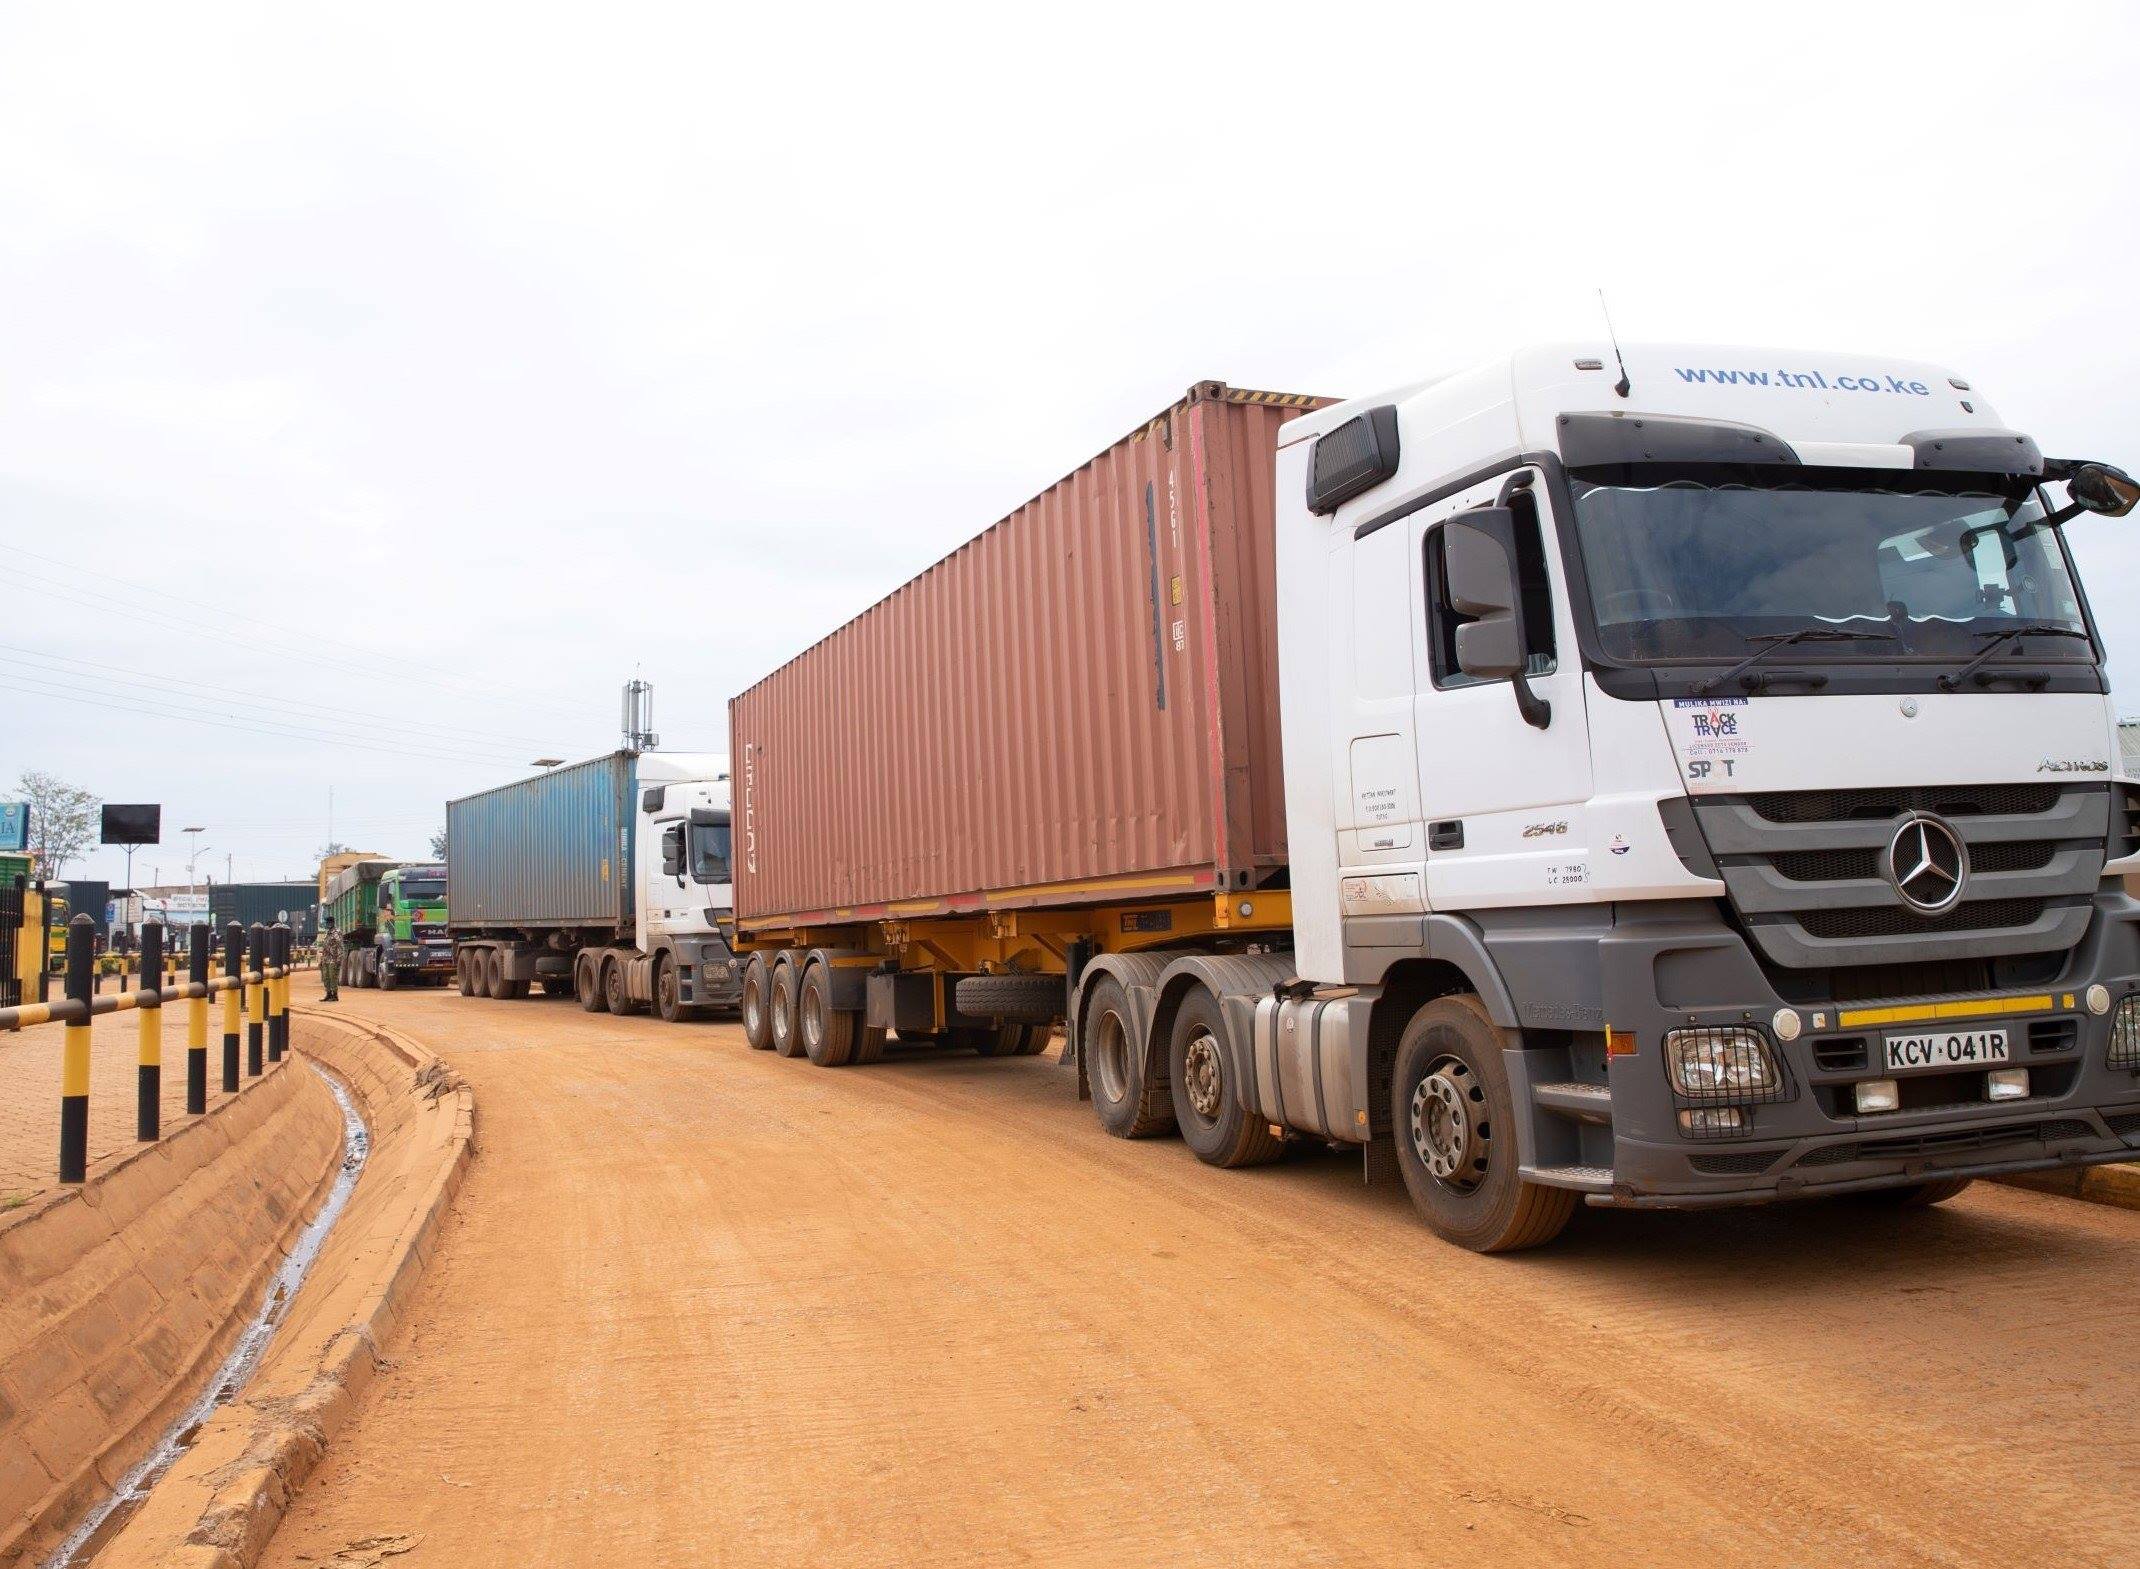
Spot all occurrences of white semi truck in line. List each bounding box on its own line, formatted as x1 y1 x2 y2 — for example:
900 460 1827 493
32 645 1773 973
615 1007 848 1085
726 344 2140 1251
447 750 739 1020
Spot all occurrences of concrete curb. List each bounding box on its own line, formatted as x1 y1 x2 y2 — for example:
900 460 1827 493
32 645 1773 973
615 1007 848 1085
94 1011 476 1569
0 1058 342 1568
1996 1161 2140 1211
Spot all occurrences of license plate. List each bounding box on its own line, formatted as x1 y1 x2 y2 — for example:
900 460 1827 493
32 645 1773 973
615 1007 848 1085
1883 1028 2010 1073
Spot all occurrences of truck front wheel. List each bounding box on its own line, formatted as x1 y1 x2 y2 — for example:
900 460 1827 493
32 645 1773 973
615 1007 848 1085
379 959 399 992
1390 995 1575 1253
655 956 693 1024
740 955 773 1049
1082 976 1174 1139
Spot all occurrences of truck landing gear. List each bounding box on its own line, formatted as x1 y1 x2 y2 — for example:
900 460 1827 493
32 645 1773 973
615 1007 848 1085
1391 995 1574 1253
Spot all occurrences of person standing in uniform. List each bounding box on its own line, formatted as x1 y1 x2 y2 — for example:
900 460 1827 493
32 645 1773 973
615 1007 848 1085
319 914 343 1002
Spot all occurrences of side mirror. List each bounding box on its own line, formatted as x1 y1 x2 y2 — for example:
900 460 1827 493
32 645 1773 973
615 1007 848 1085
2071 461 2140 518
660 824 685 878
1444 512 1525 681
1442 507 1551 729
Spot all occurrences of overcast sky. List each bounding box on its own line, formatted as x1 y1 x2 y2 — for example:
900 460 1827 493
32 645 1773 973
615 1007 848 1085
4 1 2138 890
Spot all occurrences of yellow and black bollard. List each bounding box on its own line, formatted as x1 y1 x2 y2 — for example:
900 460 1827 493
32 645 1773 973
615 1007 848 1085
137 920 163 1141
222 921 243 1092
267 924 287 1062
187 921 210 1115
59 914 93 1183
245 922 266 1077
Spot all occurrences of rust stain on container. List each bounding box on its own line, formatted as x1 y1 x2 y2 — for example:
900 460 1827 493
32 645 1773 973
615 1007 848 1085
731 382 1328 928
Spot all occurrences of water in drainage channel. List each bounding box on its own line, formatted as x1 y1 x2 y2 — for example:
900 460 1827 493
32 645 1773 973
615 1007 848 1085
45 1061 372 1569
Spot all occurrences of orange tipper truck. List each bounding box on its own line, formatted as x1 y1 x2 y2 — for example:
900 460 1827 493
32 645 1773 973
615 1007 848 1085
726 351 2140 1251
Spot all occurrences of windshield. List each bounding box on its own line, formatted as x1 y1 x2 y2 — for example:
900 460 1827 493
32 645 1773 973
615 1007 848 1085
398 878 446 903
689 821 731 884
1569 469 2092 664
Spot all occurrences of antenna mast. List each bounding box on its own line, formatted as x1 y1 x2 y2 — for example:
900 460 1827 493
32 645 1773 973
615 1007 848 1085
622 678 659 754
1597 289 1633 400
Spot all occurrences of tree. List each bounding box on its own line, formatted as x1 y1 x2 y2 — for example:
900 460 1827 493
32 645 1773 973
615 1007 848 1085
17 771 98 879
428 827 448 859
316 839 350 863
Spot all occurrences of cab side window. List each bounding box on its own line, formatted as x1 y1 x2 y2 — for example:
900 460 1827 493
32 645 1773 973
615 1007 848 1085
1424 485 1557 687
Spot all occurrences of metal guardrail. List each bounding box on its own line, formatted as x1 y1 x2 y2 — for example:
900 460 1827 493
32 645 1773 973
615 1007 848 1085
2 916 295 1184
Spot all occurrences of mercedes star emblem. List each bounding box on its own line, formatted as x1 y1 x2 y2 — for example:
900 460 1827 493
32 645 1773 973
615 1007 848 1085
1885 814 1968 914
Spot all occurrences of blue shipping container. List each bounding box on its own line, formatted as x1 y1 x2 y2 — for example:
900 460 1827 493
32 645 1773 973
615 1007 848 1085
446 752 636 932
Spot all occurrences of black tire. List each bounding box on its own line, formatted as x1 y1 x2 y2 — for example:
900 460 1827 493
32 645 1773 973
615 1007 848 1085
740 955 774 1050
800 962 857 1066
1390 994 1575 1253
503 977 530 1000
456 950 478 998
484 948 509 1001
970 1022 1049 1057
655 956 690 1024
379 960 400 992
603 957 632 1016
1169 989 1284 1168
854 1023 888 1065
360 951 379 989
953 973 1064 1026
576 953 608 1013
1853 1177 1974 1209
1082 976 1174 1138
769 958 805 1057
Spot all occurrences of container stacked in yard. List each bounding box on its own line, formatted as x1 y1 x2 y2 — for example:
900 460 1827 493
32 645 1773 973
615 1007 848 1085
732 382 1312 924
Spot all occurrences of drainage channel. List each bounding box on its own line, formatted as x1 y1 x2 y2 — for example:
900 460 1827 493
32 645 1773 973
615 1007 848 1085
46 1061 372 1569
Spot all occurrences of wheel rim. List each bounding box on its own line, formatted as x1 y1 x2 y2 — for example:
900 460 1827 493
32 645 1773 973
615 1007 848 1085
1092 1009 1130 1101
772 973 791 1043
801 984 823 1049
1182 1028 1224 1122
743 979 762 1034
1409 1056 1488 1191
659 968 674 1013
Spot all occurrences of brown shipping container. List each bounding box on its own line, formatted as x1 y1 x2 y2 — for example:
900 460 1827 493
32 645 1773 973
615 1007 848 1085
731 381 1329 929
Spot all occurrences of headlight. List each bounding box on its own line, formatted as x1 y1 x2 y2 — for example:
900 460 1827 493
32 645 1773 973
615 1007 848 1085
1665 1027 1781 1101
2111 996 2140 1070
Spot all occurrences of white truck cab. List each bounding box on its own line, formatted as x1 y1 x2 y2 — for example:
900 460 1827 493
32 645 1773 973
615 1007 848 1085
629 752 738 1019
1267 343 2140 1241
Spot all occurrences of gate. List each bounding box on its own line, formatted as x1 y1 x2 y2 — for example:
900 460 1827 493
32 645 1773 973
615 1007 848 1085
1 875 22 1010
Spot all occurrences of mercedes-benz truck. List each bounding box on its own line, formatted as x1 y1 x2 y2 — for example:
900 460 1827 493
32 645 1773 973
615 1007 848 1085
447 751 739 1020
727 349 2140 1251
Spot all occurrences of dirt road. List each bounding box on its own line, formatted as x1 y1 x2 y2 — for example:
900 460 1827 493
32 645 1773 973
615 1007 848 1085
257 989 2140 1569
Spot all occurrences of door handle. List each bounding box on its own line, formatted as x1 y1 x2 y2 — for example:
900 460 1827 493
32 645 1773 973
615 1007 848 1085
1429 820 1465 851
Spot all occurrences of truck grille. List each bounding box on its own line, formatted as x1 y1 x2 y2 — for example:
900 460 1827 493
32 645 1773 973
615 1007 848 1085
1691 783 2107 970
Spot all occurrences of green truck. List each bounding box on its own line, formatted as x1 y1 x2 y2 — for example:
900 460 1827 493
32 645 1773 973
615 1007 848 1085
323 859 452 989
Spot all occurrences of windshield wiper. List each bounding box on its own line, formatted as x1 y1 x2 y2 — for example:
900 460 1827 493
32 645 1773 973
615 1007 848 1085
1937 625 2092 692
1693 627 1896 696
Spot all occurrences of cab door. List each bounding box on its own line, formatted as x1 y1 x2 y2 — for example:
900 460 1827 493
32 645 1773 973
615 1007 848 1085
1410 469 1595 910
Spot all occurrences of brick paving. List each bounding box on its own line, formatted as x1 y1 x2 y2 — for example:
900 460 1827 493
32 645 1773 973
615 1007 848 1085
0 990 284 1208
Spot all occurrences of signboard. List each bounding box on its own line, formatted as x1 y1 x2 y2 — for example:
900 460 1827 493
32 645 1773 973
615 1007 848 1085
101 804 161 845
0 802 25 853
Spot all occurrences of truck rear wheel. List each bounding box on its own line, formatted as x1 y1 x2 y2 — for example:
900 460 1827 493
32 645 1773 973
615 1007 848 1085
971 1023 1049 1057
485 948 509 1001
769 958 805 1057
1082 976 1174 1139
1390 995 1575 1253
854 1023 887 1065
576 953 608 1012
541 977 572 998
1169 989 1283 1168
603 957 635 1016
456 951 479 997
799 963 857 1066
740 955 773 1049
